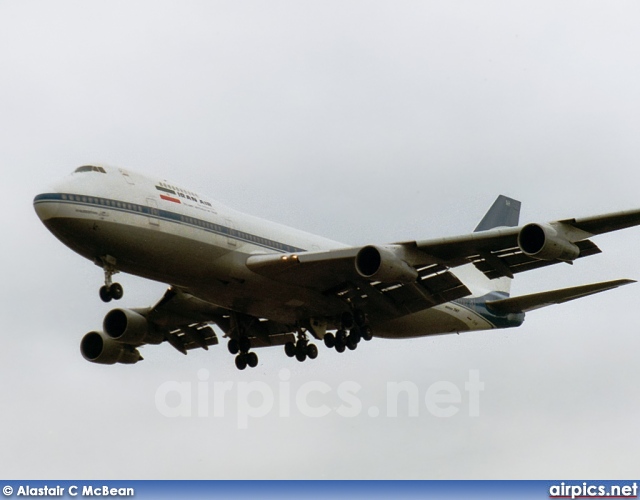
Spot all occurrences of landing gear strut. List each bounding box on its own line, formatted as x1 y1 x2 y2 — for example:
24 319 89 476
228 314 260 370
98 257 123 303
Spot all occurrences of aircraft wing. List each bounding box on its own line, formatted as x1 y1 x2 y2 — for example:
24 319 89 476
559 208 640 235
410 207 640 279
135 287 225 354
406 226 597 280
135 287 295 354
246 207 640 320
247 248 472 323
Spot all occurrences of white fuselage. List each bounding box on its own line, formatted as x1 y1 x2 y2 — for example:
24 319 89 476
34 167 515 338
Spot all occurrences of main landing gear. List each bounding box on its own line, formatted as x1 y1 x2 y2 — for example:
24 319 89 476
283 310 373 363
228 336 259 370
227 313 260 370
323 310 373 353
284 334 319 363
98 257 123 303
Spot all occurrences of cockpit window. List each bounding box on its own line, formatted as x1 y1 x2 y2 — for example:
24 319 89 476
75 165 107 174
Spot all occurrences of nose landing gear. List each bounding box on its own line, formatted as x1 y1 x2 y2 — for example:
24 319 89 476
98 256 123 303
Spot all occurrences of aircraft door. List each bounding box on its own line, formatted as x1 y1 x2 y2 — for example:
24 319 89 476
225 218 236 247
146 198 160 227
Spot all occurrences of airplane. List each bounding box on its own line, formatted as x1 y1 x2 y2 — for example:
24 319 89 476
33 165 640 370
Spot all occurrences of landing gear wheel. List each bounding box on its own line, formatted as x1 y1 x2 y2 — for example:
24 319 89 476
109 282 123 300
361 327 373 341
347 338 358 350
228 339 239 355
307 344 318 359
323 332 335 348
99 286 112 303
349 327 361 344
247 352 259 368
335 341 346 353
296 339 307 361
296 350 307 362
336 330 347 344
235 353 247 370
284 342 296 358
98 256 121 303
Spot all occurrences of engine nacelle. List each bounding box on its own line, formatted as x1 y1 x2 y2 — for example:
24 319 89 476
80 331 142 365
355 245 418 283
103 308 162 344
517 223 580 261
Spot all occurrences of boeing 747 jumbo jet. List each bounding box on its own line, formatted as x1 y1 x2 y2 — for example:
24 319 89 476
34 166 640 370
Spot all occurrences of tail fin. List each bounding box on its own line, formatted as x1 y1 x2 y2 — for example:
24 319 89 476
474 195 522 296
474 195 521 232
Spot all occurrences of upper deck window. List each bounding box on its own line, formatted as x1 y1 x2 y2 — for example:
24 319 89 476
75 165 107 174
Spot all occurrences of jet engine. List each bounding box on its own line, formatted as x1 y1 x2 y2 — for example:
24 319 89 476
517 223 580 261
80 331 142 365
103 308 163 344
355 245 418 283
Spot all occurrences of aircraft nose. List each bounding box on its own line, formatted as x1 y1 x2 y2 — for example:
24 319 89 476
33 175 73 222
33 192 60 222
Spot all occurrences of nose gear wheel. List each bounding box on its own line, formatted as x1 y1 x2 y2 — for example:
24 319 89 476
97 256 123 302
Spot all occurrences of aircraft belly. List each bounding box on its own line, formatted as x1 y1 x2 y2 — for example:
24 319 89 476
42 212 232 286
41 206 348 324
188 280 345 325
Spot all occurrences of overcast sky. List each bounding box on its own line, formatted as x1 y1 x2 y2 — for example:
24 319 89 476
3 0 640 480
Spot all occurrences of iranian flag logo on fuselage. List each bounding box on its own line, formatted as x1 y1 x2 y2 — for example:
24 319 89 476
155 185 181 204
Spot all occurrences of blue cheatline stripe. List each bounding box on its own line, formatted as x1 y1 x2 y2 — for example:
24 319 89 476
33 193 306 254
455 292 526 329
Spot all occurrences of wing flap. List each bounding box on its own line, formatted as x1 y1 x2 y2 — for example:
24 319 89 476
346 265 471 319
471 240 602 280
485 279 635 314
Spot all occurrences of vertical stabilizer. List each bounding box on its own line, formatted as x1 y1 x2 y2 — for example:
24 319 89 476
474 195 521 233
474 195 521 295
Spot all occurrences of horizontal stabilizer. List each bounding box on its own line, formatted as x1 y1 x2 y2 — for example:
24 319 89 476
486 279 636 314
